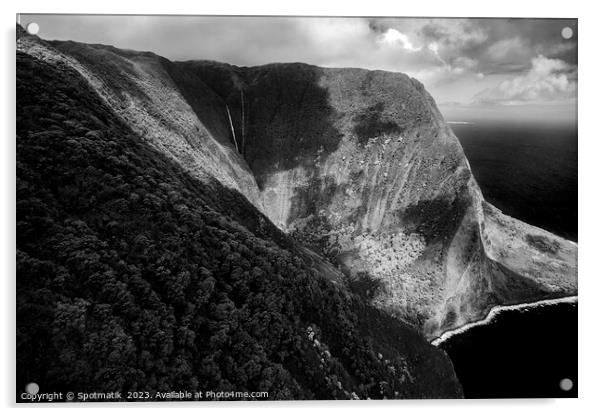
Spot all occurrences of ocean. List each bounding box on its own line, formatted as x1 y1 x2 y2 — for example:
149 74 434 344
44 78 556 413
451 121 577 241
441 121 578 398
439 302 577 398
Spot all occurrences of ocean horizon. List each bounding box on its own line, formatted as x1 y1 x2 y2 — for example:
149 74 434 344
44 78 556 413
451 120 577 241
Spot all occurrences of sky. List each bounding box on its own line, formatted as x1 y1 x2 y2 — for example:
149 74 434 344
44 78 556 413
18 15 577 124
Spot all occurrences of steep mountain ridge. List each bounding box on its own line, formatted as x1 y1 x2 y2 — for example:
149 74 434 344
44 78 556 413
178 60 577 337
17 47 463 399
17 28 264 210
16 28 577 341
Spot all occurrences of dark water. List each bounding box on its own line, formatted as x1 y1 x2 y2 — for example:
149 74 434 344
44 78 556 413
443 121 578 398
451 122 578 241
440 302 577 398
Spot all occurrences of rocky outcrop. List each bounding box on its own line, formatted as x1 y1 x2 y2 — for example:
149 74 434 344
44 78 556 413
17 29 577 340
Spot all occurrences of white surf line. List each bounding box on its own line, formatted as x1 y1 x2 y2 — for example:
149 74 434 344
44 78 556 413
430 295 578 347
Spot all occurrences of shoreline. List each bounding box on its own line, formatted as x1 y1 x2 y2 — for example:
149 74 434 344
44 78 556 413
430 295 578 347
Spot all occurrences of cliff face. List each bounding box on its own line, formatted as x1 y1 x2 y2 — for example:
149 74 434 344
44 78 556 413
180 61 578 338
17 34 463 398
17 29 577 341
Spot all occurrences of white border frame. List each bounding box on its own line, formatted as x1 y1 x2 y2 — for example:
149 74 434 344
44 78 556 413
3 1 599 415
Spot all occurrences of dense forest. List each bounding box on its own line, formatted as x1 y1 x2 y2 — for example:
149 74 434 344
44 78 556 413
16 51 462 400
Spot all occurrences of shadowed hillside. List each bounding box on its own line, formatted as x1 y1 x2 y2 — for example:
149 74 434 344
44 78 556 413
16 45 463 400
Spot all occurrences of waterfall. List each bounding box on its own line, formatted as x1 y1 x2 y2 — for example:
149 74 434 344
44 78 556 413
226 104 239 153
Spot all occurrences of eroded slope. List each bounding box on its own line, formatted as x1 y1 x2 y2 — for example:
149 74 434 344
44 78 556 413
187 61 577 338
